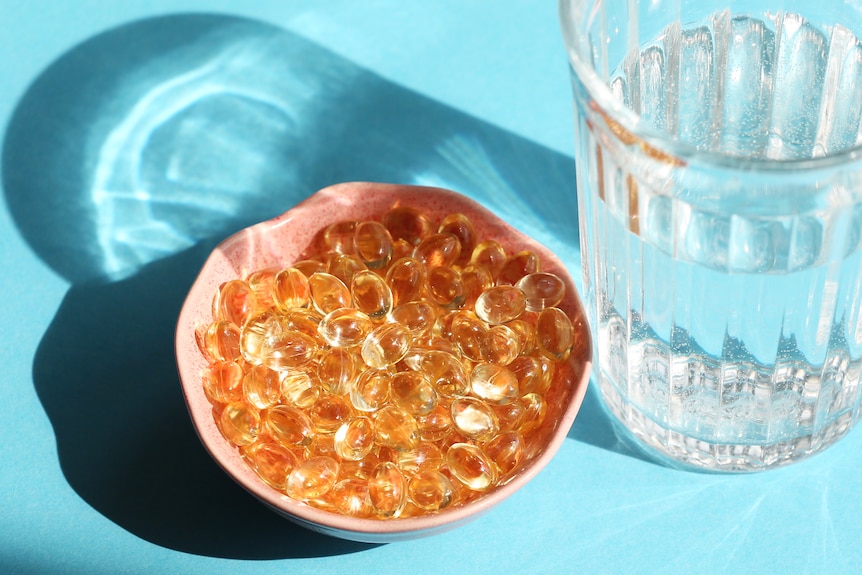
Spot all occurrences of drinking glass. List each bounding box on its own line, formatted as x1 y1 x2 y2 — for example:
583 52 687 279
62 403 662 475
560 0 862 470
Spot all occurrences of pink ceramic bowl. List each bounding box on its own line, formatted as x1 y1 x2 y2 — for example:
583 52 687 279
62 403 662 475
175 181 591 543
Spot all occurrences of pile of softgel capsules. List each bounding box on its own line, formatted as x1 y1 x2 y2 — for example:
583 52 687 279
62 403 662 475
197 205 574 518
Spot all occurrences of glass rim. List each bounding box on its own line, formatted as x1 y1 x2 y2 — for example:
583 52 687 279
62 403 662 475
558 0 862 174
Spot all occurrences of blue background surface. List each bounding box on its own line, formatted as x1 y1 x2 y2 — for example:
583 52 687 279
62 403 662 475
2 2 860 574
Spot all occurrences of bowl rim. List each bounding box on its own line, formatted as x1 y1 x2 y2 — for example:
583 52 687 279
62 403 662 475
175 181 592 542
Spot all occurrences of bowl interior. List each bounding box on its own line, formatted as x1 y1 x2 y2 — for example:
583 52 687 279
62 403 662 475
176 181 591 542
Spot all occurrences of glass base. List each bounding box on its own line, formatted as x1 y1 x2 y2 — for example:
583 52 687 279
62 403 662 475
598 374 859 473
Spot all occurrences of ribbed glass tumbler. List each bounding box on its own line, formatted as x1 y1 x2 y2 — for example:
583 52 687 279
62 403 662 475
560 0 862 471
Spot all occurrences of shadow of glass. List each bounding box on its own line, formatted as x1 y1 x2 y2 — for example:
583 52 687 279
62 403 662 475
2 12 636 558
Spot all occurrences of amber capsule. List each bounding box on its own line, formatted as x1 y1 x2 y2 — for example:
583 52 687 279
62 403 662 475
245 268 278 310
368 461 407 518
377 239 414 271
510 355 556 395
382 206 432 245
280 370 319 408
448 480 482 508
322 221 359 254
194 324 210 361
304 433 338 459
292 259 326 277
396 441 444 475
350 368 392 412
497 250 540 286
446 443 497 491
389 301 436 336
536 307 575 361
437 434 470 462
413 350 470 397
244 441 300 491
376 445 400 466
390 371 437 416
469 240 507 280
285 308 326 346
398 342 430 370
397 501 428 519
334 416 376 461
329 478 375 518
408 335 461 361
450 311 488 362
351 270 393 319
438 213 476 266
516 272 565 312
385 257 426 306
432 309 459 340
361 322 412 369
261 329 318 371
317 347 359 395
318 308 373 348
373 405 421 452
309 395 353 435
213 279 256 326
460 264 493 309
218 402 260 446
475 285 527 325
202 360 244 404
506 318 537 355
243 364 282 409
413 232 461 269
425 266 465 309
204 320 242 363
492 399 526 432
286 456 340 500
326 253 366 286
354 220 393 269
484 431 524 476
407 469 454 511
451 396 500 442
339 448 386 481
390 238 414 262
482 324 522 366
239 310 281 364
280 384 316 416
308 272 351 314
416 402 455 442
518 392 547 435
471 362 518 405
273 267 311 311
264 404 314 447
